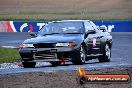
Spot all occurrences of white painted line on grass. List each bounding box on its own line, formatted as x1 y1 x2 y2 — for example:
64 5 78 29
1 46 17 48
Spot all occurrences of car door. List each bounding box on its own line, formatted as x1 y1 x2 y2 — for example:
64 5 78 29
84 21 101 55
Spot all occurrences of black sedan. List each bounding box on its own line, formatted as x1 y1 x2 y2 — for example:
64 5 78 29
19 20 113 68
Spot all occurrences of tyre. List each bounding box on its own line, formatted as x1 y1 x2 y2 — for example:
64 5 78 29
98 43 111 62
72 45 86 65
50 61 62 66
22 62 36 68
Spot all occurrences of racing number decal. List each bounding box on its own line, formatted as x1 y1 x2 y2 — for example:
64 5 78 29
93 37 96 47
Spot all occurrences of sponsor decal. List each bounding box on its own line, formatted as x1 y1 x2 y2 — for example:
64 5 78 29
6 21 47 32
93 20 132 32
97 25 114 32
76 67 130 85
92 37 96 47
0 20 131 32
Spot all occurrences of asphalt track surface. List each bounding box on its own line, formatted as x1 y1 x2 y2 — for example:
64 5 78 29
0 32 132 75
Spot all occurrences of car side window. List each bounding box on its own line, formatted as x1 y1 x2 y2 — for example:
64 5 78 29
89 21 98 30
89 21 102 33
84 21 95 32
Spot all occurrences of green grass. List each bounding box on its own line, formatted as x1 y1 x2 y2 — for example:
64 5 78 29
0 17 132 21
0 47 20 63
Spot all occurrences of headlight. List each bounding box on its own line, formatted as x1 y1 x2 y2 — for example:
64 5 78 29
56 42 77 47
19 44 34 48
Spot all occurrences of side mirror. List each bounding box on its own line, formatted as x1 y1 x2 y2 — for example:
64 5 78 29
84 30 96 39
30 32 37 38
87 30 96 34
99 26 107 32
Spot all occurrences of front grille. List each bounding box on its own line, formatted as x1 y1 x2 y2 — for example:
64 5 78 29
34 53 57 59
33 43 56 48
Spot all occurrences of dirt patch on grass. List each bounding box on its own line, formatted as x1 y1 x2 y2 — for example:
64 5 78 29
0 67 132 88
0 0 132 20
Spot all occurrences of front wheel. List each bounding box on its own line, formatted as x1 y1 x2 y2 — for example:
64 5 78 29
72 45 86 65
98 44 111 62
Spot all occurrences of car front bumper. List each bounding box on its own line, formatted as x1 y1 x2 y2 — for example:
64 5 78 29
19 46 80 62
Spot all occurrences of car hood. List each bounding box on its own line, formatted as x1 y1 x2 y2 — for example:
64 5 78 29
24 34 83 44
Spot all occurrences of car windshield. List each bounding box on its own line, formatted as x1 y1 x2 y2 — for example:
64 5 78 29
37 21 84 36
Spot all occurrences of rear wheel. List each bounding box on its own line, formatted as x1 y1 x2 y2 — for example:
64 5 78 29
98 44 111 62
22 62 36 68
72 45 86 65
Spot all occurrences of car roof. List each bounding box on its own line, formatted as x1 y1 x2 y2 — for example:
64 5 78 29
50 20 90 23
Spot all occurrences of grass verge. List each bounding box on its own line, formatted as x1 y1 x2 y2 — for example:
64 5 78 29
0 47 20 63
0 17 132 21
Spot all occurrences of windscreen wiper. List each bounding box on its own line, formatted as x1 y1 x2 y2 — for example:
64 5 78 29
43 33 61 36
64 32 82 34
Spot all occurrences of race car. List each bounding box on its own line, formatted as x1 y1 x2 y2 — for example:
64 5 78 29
19 20 113 68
